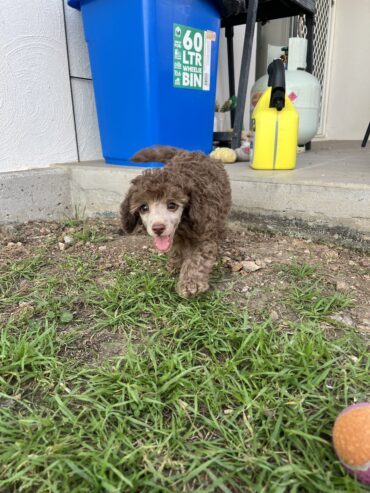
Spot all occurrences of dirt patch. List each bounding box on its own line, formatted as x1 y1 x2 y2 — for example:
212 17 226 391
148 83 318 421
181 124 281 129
222 224 370 336
1 219 369 345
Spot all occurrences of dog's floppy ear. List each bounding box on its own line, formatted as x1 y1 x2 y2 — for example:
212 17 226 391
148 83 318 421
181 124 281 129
120 187 140 234
186 189 207 235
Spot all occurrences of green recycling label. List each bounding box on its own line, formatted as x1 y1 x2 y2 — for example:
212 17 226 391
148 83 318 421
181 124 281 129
173 23 216 91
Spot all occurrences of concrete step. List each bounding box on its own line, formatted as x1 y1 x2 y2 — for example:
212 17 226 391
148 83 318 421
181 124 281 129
1 141 369 249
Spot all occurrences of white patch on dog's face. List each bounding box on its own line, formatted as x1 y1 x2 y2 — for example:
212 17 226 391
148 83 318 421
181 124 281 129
139 201 184 239
136 199 186 253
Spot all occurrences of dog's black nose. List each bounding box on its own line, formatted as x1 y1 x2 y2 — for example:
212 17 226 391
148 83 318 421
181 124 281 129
152 223 166 236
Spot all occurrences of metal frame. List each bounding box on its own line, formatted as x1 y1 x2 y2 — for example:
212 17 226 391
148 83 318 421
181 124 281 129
361 123 370 148
304 13 314 150
225 26 236 127
231 0 258 148
215 0 315 149
309 0 334 138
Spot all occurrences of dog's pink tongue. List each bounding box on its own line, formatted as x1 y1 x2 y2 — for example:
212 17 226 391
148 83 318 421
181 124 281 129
154 235 172 252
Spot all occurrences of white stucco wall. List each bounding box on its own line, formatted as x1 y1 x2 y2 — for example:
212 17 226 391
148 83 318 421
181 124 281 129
323 0 370 141
0 0 78 173
64 0 102 161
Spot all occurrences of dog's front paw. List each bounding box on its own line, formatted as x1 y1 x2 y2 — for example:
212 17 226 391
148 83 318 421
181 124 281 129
176 279 209 299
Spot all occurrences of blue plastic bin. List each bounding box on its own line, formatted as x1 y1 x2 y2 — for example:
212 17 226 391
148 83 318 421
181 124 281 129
68 0 220 167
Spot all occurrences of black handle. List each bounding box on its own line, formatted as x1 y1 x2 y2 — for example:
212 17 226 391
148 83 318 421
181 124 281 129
267 59 286 111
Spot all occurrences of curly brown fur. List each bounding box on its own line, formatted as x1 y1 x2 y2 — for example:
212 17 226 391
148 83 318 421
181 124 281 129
120 146 232 298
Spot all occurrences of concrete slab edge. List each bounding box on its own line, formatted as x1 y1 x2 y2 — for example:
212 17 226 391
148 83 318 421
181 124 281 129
230 210 370 253
1 166 369 252
0 167 72 224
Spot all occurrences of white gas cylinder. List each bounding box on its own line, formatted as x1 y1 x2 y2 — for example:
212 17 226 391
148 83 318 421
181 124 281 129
251 37 321 145
251 69 321 145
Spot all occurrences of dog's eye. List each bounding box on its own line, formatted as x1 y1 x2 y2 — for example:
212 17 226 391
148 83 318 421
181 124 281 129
139 204 149 213
167 202 178 211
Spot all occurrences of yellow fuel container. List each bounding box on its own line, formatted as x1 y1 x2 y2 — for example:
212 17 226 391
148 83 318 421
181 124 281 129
251 59 299 170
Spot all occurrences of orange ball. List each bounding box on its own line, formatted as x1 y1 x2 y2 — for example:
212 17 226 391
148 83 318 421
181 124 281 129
332 402 370 484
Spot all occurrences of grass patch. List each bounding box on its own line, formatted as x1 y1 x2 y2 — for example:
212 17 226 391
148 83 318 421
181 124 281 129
74 223 109 244
0 253 47 296
280 262 319 280
0 252 368 492
278 262 353 322
289 284 352 321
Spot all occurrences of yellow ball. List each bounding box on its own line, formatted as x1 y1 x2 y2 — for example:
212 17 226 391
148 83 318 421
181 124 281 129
210 147 237 164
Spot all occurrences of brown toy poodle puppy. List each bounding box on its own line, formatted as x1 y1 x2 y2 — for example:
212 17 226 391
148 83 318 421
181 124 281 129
120 146 231 298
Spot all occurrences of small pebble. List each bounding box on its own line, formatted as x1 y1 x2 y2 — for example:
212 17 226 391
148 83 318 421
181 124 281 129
270 310 279 322
325 250 339 259
336 280 350 292
255 260 266 268
242 261 262 273
231 262 244 272
63 235 74 246
330 314 355 326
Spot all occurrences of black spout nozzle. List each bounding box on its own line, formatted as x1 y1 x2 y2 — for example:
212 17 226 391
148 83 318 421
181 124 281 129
267 59 286 111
